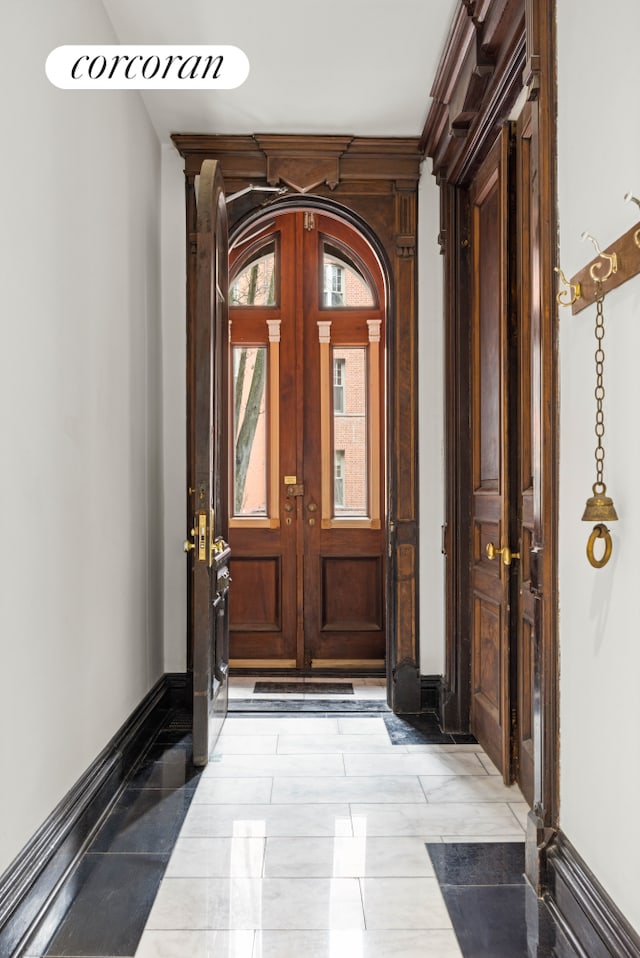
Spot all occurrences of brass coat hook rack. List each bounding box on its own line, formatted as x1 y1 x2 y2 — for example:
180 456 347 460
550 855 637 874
557 194 640 315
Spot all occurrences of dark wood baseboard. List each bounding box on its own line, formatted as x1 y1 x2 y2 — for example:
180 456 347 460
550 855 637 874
545 830 640 958
420 674 442 712
0 672 190 957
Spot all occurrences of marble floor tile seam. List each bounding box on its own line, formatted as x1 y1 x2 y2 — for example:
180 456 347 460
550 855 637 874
134 928 465 958
216 737 489 756
192 774 529 806
144 875 454 933
268 774 430 804
201 758 494 778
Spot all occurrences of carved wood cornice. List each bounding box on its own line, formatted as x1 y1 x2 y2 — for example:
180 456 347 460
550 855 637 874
254 134 353 192
421 0 525 184
171 134 423 190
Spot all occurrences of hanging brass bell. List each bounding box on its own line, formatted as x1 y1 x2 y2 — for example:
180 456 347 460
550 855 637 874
582 483 618 522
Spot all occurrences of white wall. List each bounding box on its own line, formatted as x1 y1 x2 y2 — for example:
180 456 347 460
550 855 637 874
160 145 188 670
557 0 640 933
0 0 163 874
418 168 446 676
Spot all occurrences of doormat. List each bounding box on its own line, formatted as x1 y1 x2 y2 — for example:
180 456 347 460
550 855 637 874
229 698 389 713
253 681 354 695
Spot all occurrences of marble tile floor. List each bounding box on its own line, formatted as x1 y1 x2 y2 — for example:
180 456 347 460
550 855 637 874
23 678 575 958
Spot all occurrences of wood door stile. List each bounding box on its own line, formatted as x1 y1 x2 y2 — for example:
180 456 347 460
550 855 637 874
469 129 513 782
191 160 230 765
515 101 536 806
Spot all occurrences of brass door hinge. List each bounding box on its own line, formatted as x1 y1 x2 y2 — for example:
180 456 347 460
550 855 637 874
304 212 316 231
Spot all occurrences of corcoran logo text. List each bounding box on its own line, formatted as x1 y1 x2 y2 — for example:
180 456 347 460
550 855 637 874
46 45 249 90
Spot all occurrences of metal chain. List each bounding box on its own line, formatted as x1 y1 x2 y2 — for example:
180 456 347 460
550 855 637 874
593 283 606 494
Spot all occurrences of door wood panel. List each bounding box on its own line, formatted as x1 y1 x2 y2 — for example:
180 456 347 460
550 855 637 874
229 557 281 630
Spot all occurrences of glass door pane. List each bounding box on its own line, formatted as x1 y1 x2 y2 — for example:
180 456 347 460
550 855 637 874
233 345 267 516
332 346 368 517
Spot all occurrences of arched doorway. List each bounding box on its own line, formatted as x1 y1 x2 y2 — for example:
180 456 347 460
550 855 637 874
228 208 387 673
174 133 423 712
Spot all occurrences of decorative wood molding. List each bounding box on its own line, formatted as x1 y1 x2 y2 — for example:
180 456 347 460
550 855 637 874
0 674 189 957
254 134 353 192
546 831 640 958
172 134 422 190
421 0 526 183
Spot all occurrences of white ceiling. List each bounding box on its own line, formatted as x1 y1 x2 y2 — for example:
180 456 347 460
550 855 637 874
101 0 458 143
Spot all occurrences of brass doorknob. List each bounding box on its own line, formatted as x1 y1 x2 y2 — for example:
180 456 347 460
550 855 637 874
486 542 520 566
183 528 196 552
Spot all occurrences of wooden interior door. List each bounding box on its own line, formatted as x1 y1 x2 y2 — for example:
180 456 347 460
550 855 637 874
189 160 231 765
228 209 386 671
469 128 517 782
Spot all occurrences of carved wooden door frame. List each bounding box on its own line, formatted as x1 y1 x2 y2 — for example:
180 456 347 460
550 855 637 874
422 0 559 891
173 134 424 713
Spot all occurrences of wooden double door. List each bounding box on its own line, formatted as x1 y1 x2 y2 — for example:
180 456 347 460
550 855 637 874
468 117 537 805
228 209 386 671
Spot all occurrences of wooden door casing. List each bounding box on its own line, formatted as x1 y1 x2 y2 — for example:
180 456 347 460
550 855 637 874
174 135 423 712
422 0 560 884
469 129 514 782
228 210 386 671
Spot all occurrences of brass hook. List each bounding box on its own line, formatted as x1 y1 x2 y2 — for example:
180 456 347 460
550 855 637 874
623 194 640 249
554 267 581 307
581 231 618 284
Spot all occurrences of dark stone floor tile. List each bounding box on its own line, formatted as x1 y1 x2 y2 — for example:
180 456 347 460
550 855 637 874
451 732 479 744
427 841 526 885
383 713 454 745
127 756 201 790
129 739 202 790
44 853 167 957
89 787 195 854
441 883 576 958
140 739 192 763
153 728 193 745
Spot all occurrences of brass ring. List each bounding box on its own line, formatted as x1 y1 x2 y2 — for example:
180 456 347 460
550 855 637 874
586 523 613 568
